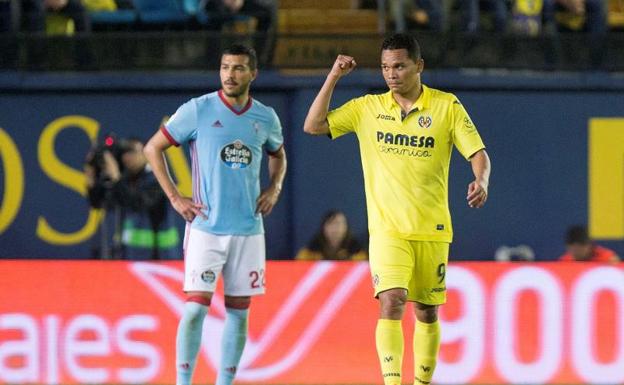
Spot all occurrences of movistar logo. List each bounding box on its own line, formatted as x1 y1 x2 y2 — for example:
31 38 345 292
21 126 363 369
376 113 396 121
376 131 435 148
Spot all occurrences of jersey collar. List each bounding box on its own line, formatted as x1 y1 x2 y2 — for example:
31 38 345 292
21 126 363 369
218 89 253 115
384 84 431 113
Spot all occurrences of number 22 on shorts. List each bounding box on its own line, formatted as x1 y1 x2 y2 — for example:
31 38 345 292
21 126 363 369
249 269 266 289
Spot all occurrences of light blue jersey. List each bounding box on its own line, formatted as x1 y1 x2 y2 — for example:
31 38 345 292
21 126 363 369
163 90 283 235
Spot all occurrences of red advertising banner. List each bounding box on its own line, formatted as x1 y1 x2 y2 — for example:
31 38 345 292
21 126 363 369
1 261 623 384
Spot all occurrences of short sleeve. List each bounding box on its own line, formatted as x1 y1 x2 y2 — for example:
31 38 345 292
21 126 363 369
327 97 363 139
265 108 284 154
451 99 485 160
163 100 198 146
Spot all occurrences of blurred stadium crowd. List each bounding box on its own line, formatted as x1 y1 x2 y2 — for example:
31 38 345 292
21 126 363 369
0 0 623 70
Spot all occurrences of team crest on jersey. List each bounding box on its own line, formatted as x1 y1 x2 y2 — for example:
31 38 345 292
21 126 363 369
201 270 216 283
221 140 253 169
464 117 474 129
418 116 432 128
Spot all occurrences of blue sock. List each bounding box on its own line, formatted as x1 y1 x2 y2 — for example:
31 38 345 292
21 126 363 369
216 307 249 385
176 301 208 385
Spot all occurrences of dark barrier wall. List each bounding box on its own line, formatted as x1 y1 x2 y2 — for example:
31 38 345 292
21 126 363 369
1 70 623 260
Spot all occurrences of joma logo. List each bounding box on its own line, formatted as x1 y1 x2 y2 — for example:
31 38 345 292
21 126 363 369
376 113 396 121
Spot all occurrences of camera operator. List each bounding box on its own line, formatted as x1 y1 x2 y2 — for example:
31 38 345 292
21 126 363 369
85 137 180 260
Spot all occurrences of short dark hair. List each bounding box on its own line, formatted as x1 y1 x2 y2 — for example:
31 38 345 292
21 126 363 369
221 44 257 70
381 33 422 62
565 225 590 245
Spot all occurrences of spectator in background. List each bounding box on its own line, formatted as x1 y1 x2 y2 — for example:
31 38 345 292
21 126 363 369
46 0 91 32
0 0 93 68
82 0 134 10
296 210 367 261
559 225 619 262
390 0 446 32
201 0 276 65
510 0 546 36
543 0 607 34
12 0 92 33
85 138 180 260
459 0 509 33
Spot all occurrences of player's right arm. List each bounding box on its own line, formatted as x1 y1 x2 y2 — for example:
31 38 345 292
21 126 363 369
303 55 356 135
143 130 206 222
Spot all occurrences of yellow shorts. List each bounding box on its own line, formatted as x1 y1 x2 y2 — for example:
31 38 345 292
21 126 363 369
369 235 449 305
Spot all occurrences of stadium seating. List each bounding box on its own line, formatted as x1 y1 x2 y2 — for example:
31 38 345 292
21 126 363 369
181 0 201 15
278 0 377 33
181 0 253 29
274 0 378 68
280 0 355 10
89 9 137 28
79 0 138 28
36 0 624 35
133 0 190 26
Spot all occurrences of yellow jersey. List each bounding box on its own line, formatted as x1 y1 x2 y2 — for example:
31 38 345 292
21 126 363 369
327 85 485 242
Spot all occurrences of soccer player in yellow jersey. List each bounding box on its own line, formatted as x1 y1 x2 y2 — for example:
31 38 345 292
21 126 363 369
303 33 491 385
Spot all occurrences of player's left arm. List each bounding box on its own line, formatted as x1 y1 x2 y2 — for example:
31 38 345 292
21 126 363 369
451 98 490 209
467 149 491 208
256 146 287 216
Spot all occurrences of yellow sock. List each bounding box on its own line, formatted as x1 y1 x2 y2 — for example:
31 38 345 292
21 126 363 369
413 320 440 385
376 319 403 385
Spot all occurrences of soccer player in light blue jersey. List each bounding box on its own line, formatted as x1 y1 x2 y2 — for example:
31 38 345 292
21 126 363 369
144 44 287 385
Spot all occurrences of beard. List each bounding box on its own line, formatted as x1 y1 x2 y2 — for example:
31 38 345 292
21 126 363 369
222 83 250 98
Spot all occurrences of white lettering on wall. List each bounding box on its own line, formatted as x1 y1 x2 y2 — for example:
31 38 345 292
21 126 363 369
571 267 624 384
115 315 161 383
0 313 39 382
0 314 158 384
493 267 563 384
435 266 485 384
